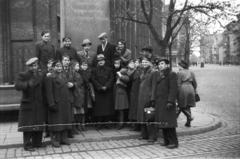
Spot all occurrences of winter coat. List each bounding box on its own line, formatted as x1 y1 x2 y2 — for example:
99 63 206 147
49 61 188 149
91 65 114 116
45 72 71 131
34 41 55 72
128 67 142 120
96 42 116 67
115 68 130 110
177 69 197 108
72 71 84 108
137 66 158 122
155 68 178 128
15 70 45 132
56 46 80 62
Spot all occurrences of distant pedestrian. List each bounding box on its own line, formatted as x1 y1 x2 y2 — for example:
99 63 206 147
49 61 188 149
91 54 114 130
56 37 79 62
35 31 55 72
15 57 46 151
45 60 71 147
96 32 116 67
177 60 197 127
154 58 179 149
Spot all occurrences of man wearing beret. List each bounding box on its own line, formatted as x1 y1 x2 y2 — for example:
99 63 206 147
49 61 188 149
96 32 116 67
15 57 46 151
77 39 97 70
154 58 179 149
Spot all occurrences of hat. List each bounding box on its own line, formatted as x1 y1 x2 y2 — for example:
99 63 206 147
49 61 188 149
26 57 38 66
82 39 92 47
141 45 153 52
178 60 188 69
155 58 170 65
98 32 107 39
96 54 106 61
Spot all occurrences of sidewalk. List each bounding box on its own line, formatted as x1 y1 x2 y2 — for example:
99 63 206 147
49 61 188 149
0 110 221 149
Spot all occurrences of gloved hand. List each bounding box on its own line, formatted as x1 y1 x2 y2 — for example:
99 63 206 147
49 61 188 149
150 100 155 108
166 102 174 110
49 105 58 112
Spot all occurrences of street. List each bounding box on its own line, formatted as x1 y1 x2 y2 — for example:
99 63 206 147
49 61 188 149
1 64 240 159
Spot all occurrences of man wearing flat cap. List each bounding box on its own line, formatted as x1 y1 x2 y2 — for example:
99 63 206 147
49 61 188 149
15 57 46 151
77 39 97 69
96 32 116 67
153 58 179 149
91 54 114 130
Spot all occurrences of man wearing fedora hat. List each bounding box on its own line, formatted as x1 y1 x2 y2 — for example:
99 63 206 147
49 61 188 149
56 37 80 62
77 39 97 69
96 32 116 67
15 57 46 151
91 54 115 130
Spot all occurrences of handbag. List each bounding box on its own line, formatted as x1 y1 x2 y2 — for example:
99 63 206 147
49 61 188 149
195 93 200 102
144 101 155 122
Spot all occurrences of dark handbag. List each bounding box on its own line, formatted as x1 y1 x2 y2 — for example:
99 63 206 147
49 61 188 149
195 93 200 102
144 101 155 122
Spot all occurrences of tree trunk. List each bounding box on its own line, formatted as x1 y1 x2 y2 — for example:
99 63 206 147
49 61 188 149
168 45 172 70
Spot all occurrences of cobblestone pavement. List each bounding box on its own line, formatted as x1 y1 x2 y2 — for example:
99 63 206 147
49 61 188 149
1 64 240 159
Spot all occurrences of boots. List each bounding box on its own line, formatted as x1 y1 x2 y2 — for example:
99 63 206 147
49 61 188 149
182 108 194 127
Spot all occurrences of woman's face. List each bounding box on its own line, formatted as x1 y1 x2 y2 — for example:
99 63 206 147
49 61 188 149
128 61 135 69
81 63 88 70
114 61 121 69
42 33 50 42
142 59 150 68
47 61 53 69
54 63 62 73
74 63 80 71
117 42 124 51
62 57 70 67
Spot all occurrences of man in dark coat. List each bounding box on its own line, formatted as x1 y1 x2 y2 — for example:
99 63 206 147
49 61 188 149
35 31 55 72
96 32 116 67
56 37 80 62
91 54 114 130
15 57 45 151
154 58 179 149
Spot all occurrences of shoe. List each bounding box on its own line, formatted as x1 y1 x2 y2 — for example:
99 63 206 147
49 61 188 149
138 137 148 140
52 143 61 148
147 139 157 143
60 141 71 145
166 144 178 149
33 143 47 148
24 147 35 151
160 143 169 146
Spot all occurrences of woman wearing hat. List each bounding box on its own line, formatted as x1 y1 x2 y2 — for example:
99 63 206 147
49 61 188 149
177 60 197 127
35 31 55 72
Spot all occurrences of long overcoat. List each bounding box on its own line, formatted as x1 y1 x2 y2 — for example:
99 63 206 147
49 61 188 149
137 66 158 122
15 70 45 132
34 41 55 72
155 68 178 128
177 69 197 108
91 65 114 116
45 72 71 131
128 67 142 120
96 42 116 67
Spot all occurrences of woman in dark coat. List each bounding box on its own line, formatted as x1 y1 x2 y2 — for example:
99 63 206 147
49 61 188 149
128 58 142 131
35 31 55 72
91 54 114 130
115 39 132 67
137 56 158 143
154 58 179 149
177 60 197 127
15 57 45 151
45 60 72 147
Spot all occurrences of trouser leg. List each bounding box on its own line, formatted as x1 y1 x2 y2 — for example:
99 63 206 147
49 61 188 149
165 128 178 145
162 129 169 144
60 129 69 143
147 124 157 140
32 131 43 146
23 132 33 149
51 131 60 146
141 124 148 138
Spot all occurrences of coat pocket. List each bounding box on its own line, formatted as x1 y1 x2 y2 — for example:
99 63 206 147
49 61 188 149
20 99 32 110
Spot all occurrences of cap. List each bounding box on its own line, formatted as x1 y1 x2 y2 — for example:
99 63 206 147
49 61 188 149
141 45 153 52
96 54 106 61
98 32 107 39
178 60 188 69
82 39 92 47
26 57 38 66
155 58 170 65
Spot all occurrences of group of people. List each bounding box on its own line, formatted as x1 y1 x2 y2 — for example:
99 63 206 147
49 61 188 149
15 31 198 151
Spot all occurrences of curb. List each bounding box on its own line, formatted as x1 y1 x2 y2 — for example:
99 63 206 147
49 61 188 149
0 114 221 149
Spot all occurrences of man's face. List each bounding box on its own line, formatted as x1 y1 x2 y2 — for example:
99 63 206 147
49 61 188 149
54 63 62 73
63 39 71 47
128 61 135 69
114 61 121 69
62 57 70 67
42 33 50 42
83 44 91 52
158 61 168 71
142 59 150 68
98 59 105 66
100 37 107 44
29 62 38 73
